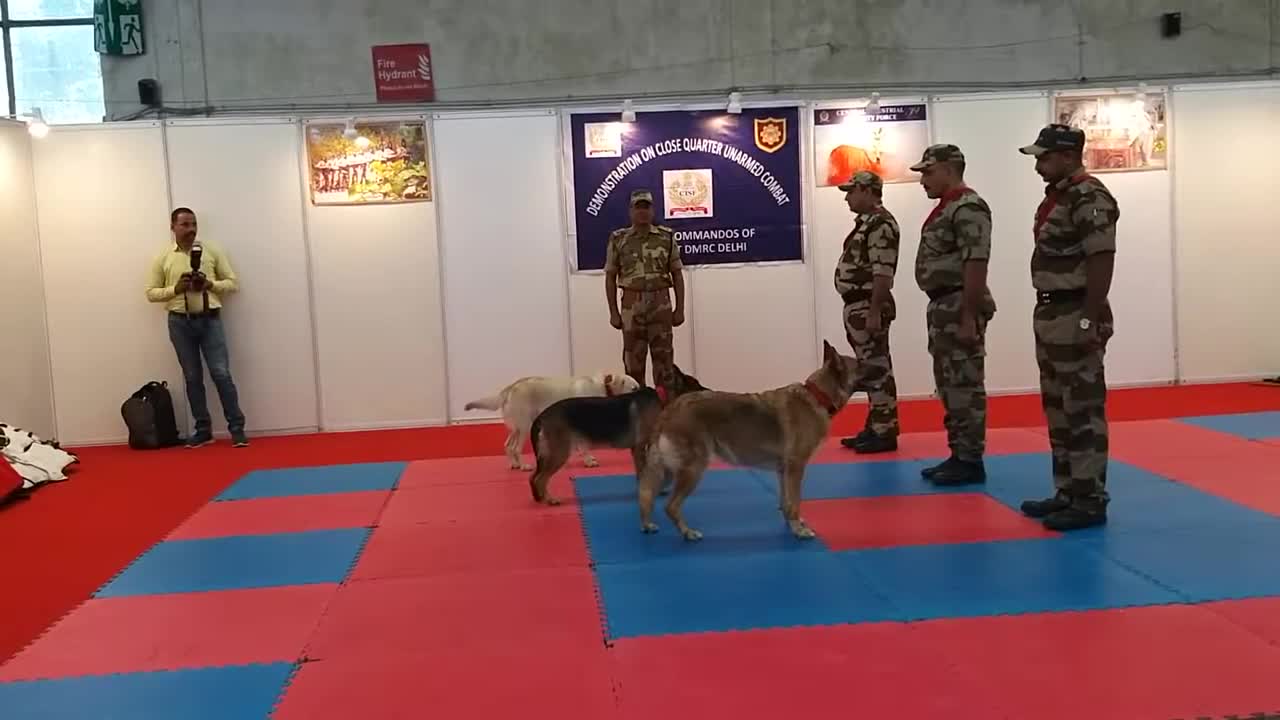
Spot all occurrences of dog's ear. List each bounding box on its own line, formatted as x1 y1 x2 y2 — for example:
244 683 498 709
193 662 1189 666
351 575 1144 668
822 340 839 367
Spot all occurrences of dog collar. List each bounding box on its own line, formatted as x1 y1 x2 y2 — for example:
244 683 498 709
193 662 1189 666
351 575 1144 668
804 381 838 417
655 386 669 405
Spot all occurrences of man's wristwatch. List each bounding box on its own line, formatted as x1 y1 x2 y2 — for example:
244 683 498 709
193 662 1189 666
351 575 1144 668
1079 317 1092 330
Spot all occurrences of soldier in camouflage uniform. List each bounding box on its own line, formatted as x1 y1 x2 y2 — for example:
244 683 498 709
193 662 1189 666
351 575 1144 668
834 170 901 453
604 189 685 391
910 144 997 485
1017 124 1119 531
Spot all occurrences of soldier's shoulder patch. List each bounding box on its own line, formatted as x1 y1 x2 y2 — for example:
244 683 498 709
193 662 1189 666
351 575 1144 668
654 224 674 235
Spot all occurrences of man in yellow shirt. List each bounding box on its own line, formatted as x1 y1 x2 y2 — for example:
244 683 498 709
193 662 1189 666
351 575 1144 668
145 207 248 448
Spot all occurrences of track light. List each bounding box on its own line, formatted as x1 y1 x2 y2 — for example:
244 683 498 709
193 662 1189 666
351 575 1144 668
343 118 359 139
621 99 636 123
727 91 742 114
26 108 49 139
1135 82 1148 100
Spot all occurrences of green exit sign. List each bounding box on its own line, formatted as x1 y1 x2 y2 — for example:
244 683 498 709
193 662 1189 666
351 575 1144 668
93 0 145 56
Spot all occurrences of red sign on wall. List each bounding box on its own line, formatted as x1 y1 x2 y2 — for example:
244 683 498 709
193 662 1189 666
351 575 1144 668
371 43 435 103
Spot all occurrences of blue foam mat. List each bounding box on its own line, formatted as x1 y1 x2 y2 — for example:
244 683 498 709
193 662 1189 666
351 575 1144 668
0 663 296 719
215 461 407 501
581 453 1280 638
595 551 900 638
95 528 370 598
1176 411 1280 440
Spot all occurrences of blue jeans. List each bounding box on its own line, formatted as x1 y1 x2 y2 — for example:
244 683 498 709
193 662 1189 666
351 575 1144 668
167 312 246 437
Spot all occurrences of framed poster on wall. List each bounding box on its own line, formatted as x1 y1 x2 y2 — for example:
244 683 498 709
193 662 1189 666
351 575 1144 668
1053 92 1169 172
567 106 803 271
812 102 931 187
304 119 432 205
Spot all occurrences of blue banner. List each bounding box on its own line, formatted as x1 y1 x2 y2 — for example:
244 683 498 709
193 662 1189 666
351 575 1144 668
569 107 803 270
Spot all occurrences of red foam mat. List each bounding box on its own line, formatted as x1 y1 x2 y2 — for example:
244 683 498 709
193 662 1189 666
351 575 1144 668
304 568 605 661
1095 420 1280 516
610 621 993 719
1201 596 1280 648
0 584 336 681
378 480 578 526
166 491 389 540
804 493 1058 550
349 512 589 581
275 642 619 719
911 603 1280 720
395 456 525 489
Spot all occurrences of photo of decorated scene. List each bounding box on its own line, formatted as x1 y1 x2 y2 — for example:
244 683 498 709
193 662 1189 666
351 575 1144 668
1054 92 1168 172
305 119 432 204
813 103 931 186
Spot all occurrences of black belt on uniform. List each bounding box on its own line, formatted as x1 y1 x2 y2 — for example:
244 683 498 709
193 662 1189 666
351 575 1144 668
925 286 962 302
171 308 220 319
1035 289 1087 306
840 288 872 304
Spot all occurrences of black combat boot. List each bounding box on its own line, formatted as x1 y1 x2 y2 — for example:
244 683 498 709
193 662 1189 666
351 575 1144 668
852 433 898 454
928 457 985 485
1020 491 1071 518
921 455 958 479
1042 494 1107 531
840 428 875 449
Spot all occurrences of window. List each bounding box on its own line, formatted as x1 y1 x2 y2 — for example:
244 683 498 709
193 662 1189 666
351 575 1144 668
2 0 103 124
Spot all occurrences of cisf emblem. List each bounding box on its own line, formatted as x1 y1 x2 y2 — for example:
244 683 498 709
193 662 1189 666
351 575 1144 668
754 117 787 153
662 169 714 219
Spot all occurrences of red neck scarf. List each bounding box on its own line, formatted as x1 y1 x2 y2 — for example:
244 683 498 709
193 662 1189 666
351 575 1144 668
1034 171 1092 238
922 185 971 232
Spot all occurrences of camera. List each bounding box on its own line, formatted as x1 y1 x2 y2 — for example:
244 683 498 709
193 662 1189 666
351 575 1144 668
188 242 206 290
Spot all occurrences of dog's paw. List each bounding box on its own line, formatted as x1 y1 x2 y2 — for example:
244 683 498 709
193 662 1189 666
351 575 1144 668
582 455 600 468
681 528 704 542
519 463 534 472
641 522 659 533
545 496 562 506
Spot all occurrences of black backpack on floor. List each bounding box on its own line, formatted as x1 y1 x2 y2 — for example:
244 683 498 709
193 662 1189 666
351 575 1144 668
121 381 183 449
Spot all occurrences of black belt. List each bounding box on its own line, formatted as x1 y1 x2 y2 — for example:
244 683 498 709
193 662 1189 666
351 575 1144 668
171 308 220 318
925 286 962 302
1036 289 1086 306
840 288 872 304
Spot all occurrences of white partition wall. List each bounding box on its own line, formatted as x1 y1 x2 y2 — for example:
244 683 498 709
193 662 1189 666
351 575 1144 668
1173 81 1280 382
164 118 321 436
17 79 1280 444
433 110 573 420
0 121 55 438
302 115 449 431
1051 89 1176 386
810 96 939 398
32 122 186 445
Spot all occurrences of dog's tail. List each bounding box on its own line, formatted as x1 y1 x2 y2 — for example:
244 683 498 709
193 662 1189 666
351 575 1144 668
463 394 503 411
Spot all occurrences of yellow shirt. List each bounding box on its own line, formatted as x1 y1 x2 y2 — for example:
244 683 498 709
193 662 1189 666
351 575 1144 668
145 241 238 313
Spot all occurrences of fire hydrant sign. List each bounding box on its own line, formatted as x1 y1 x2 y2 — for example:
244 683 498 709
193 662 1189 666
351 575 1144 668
371 44 435 103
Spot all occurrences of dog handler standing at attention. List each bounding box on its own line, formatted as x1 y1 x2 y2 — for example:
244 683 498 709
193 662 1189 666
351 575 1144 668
1016 124 1119 531
833 170 902 454
604 188 686 391
144 207 249 448
910 144 996 485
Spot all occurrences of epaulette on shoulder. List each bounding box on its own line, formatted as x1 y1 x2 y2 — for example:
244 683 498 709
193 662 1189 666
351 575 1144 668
655 225 674 234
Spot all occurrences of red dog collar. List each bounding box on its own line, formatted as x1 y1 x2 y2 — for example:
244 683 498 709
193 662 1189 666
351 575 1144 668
804 381 838 417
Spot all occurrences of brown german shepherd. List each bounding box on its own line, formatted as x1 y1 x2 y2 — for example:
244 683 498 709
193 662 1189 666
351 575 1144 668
527 364 709 506
636 340 862 540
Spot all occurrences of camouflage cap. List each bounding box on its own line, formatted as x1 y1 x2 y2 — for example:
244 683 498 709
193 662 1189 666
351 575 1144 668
629 189 654 206
837 170 883 192
1019 123 1086 156
909 144 966 172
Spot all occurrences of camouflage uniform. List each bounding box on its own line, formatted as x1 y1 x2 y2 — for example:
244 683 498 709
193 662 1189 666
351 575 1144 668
910 145 996 484
605 190 683 390
833 171 901 449
1017 124 1120 530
